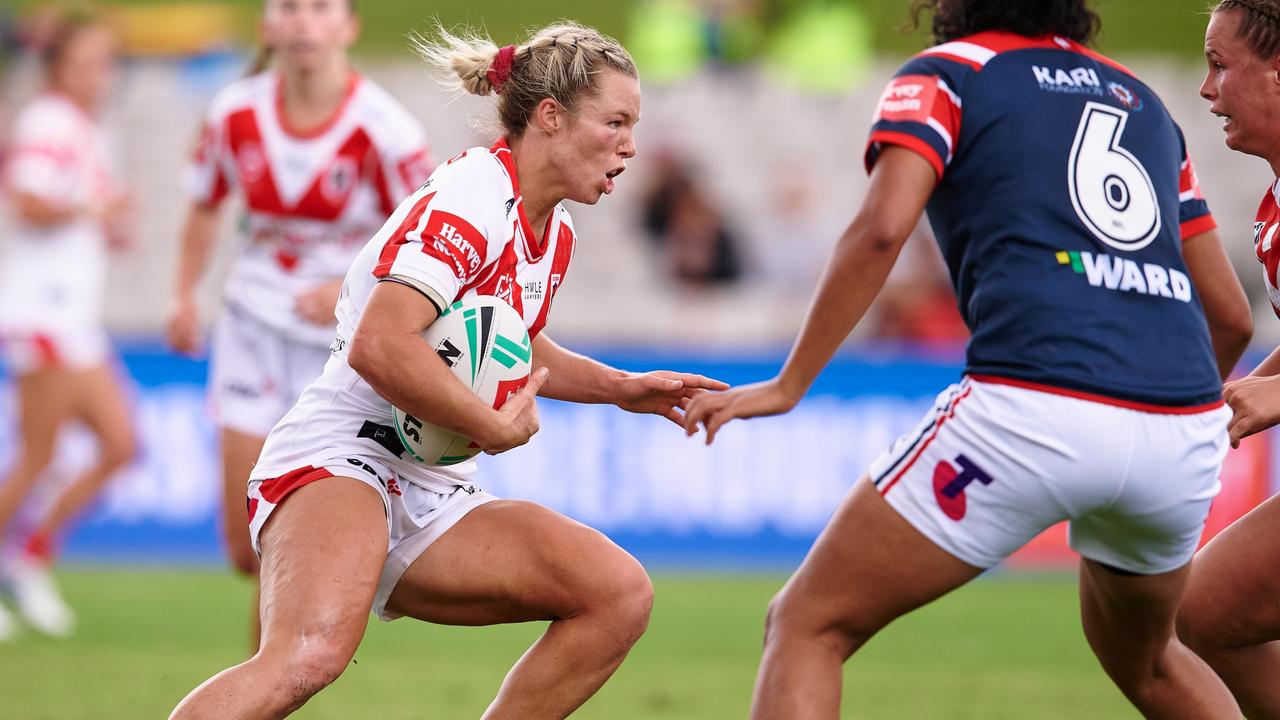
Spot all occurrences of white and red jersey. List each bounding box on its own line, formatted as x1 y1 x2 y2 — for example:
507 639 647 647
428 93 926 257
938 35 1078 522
0 92 116 336
252 139 577 493
186 71 432 345
1254 179 1280 318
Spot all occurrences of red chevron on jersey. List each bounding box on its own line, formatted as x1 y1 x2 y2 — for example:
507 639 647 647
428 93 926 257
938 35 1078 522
1255 181 1280 317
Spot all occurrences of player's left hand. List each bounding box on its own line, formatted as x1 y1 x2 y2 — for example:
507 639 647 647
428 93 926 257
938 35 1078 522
295 279 344 326
614 371 729 428
683 378 800 446
1223 374 1280 448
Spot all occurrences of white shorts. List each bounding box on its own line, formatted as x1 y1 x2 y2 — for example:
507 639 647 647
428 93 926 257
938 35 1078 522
0 325 110 375
208 306 331 437
246 454 498 621
870 376 1230 575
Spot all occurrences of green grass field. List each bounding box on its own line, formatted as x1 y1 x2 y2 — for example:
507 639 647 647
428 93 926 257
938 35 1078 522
0 568 1143 719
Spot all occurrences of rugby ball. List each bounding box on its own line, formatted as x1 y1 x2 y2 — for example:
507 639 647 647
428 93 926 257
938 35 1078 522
393 296 532 465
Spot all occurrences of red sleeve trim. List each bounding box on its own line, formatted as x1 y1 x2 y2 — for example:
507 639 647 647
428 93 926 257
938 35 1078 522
1180 214 1218 241
866 130 945 179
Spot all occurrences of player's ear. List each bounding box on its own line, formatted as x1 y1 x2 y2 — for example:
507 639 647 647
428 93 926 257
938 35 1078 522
531 97 564 136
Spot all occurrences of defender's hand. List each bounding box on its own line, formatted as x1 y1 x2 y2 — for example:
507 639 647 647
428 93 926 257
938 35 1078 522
683 379 800 445
1224 374 1280 448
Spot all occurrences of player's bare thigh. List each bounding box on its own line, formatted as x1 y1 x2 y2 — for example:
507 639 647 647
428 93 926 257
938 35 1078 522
256 476 388 651
69 364 135 459
770 476 983 639
1181 493 1280 646
385 500 652 626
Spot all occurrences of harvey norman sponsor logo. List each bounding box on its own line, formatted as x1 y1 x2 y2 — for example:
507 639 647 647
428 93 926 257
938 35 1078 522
1056 250 1193 302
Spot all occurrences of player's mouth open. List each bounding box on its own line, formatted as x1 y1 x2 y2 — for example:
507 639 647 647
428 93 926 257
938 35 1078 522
604 167 624 194
1212 110 1232 130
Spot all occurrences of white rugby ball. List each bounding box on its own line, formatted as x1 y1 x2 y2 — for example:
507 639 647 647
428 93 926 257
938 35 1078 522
393 296 532 466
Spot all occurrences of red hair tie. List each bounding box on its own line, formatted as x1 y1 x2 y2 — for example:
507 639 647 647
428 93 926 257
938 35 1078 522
487 45 517 94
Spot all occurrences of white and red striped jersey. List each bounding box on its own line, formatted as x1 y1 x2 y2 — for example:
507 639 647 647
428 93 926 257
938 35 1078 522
186 71 432 345
253 139 577 491
0 93 115 334
1254 179 1280 317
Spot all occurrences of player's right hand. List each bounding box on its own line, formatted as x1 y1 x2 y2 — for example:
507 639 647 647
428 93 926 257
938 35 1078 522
1223 374 1280 448
166 296 201 356
478 367 550 455
683 378 800 446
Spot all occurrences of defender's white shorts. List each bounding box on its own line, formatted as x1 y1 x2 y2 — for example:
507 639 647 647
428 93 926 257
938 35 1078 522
246 454 498 621
0 325 110 375
208 307 331 437
870 376 1230 574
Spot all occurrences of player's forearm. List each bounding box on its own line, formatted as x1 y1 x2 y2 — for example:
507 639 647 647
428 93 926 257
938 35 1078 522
776 221 906 400
172 204 220 300
775 147 935 401
1251 345 1280 378
532 333 628 404
12 192 81 226
349 330 498 441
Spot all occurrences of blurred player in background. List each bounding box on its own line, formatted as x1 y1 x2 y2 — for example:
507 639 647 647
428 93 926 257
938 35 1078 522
685 0 1254 717
1177 2 1280 716
0 12 135 639
170 21 725 720
165 0 431 647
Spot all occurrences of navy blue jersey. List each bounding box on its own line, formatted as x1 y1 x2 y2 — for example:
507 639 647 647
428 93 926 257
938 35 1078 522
866 32 1221 409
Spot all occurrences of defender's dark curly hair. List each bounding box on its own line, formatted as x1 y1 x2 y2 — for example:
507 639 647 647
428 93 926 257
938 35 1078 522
1212 0 1280 58
910 0 1101 47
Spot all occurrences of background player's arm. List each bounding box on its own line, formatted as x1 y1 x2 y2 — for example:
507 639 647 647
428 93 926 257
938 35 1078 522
350 281 547 454
531 333 726 427
1183 229 1253 380
166 202 221 355
684 146 936 443
11 191 83 226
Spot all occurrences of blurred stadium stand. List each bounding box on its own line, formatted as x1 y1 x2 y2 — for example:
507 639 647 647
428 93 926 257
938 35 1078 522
0 0 1275 568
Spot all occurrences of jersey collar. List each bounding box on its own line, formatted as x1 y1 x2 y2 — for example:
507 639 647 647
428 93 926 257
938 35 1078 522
490 137 551 262
274 70 360 140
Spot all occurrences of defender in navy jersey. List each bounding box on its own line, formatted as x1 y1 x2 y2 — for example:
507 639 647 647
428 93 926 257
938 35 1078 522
686 2 1250 717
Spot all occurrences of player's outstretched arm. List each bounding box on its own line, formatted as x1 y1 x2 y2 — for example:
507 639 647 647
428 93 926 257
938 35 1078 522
684 146 937 445
166 202 221 355
1184 229 1253 380
530 333 727 427
350 281 549 454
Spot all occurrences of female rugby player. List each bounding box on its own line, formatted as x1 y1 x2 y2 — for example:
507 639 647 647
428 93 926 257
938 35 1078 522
170 22 724 719
166 0 431 645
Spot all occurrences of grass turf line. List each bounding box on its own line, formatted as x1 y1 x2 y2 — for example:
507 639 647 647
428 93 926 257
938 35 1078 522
0 568 1140 719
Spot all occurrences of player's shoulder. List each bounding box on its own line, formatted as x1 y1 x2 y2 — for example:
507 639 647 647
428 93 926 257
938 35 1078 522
205 72 273 122
12 94 85 139
349 76 425 145
905 31 1136 77
423 145 512 221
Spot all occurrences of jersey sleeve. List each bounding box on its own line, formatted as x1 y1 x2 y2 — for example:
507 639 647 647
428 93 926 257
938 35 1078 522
1174 125 1215 240
6 102 81 201
371 153 507 311
184 103 234 208
865 56 970 179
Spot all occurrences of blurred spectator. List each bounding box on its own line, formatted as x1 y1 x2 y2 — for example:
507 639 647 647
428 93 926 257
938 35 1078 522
871 223 969 348
641 150 743 287
750 163 839 297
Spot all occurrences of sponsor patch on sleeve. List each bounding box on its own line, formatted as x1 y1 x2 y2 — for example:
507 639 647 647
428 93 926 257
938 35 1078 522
874 75 941 125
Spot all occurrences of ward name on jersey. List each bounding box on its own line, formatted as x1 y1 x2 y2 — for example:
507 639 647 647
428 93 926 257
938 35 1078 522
866 32 1221 409
186 72 432 346
251 139 576 493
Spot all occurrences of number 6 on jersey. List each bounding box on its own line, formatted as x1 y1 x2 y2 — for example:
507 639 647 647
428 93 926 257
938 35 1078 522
1068 102 1161 252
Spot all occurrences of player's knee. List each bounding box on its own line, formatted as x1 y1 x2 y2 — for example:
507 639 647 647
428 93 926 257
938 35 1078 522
764 588 869 659
589 557 653 646
98 434 138 473
283 634 357 699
